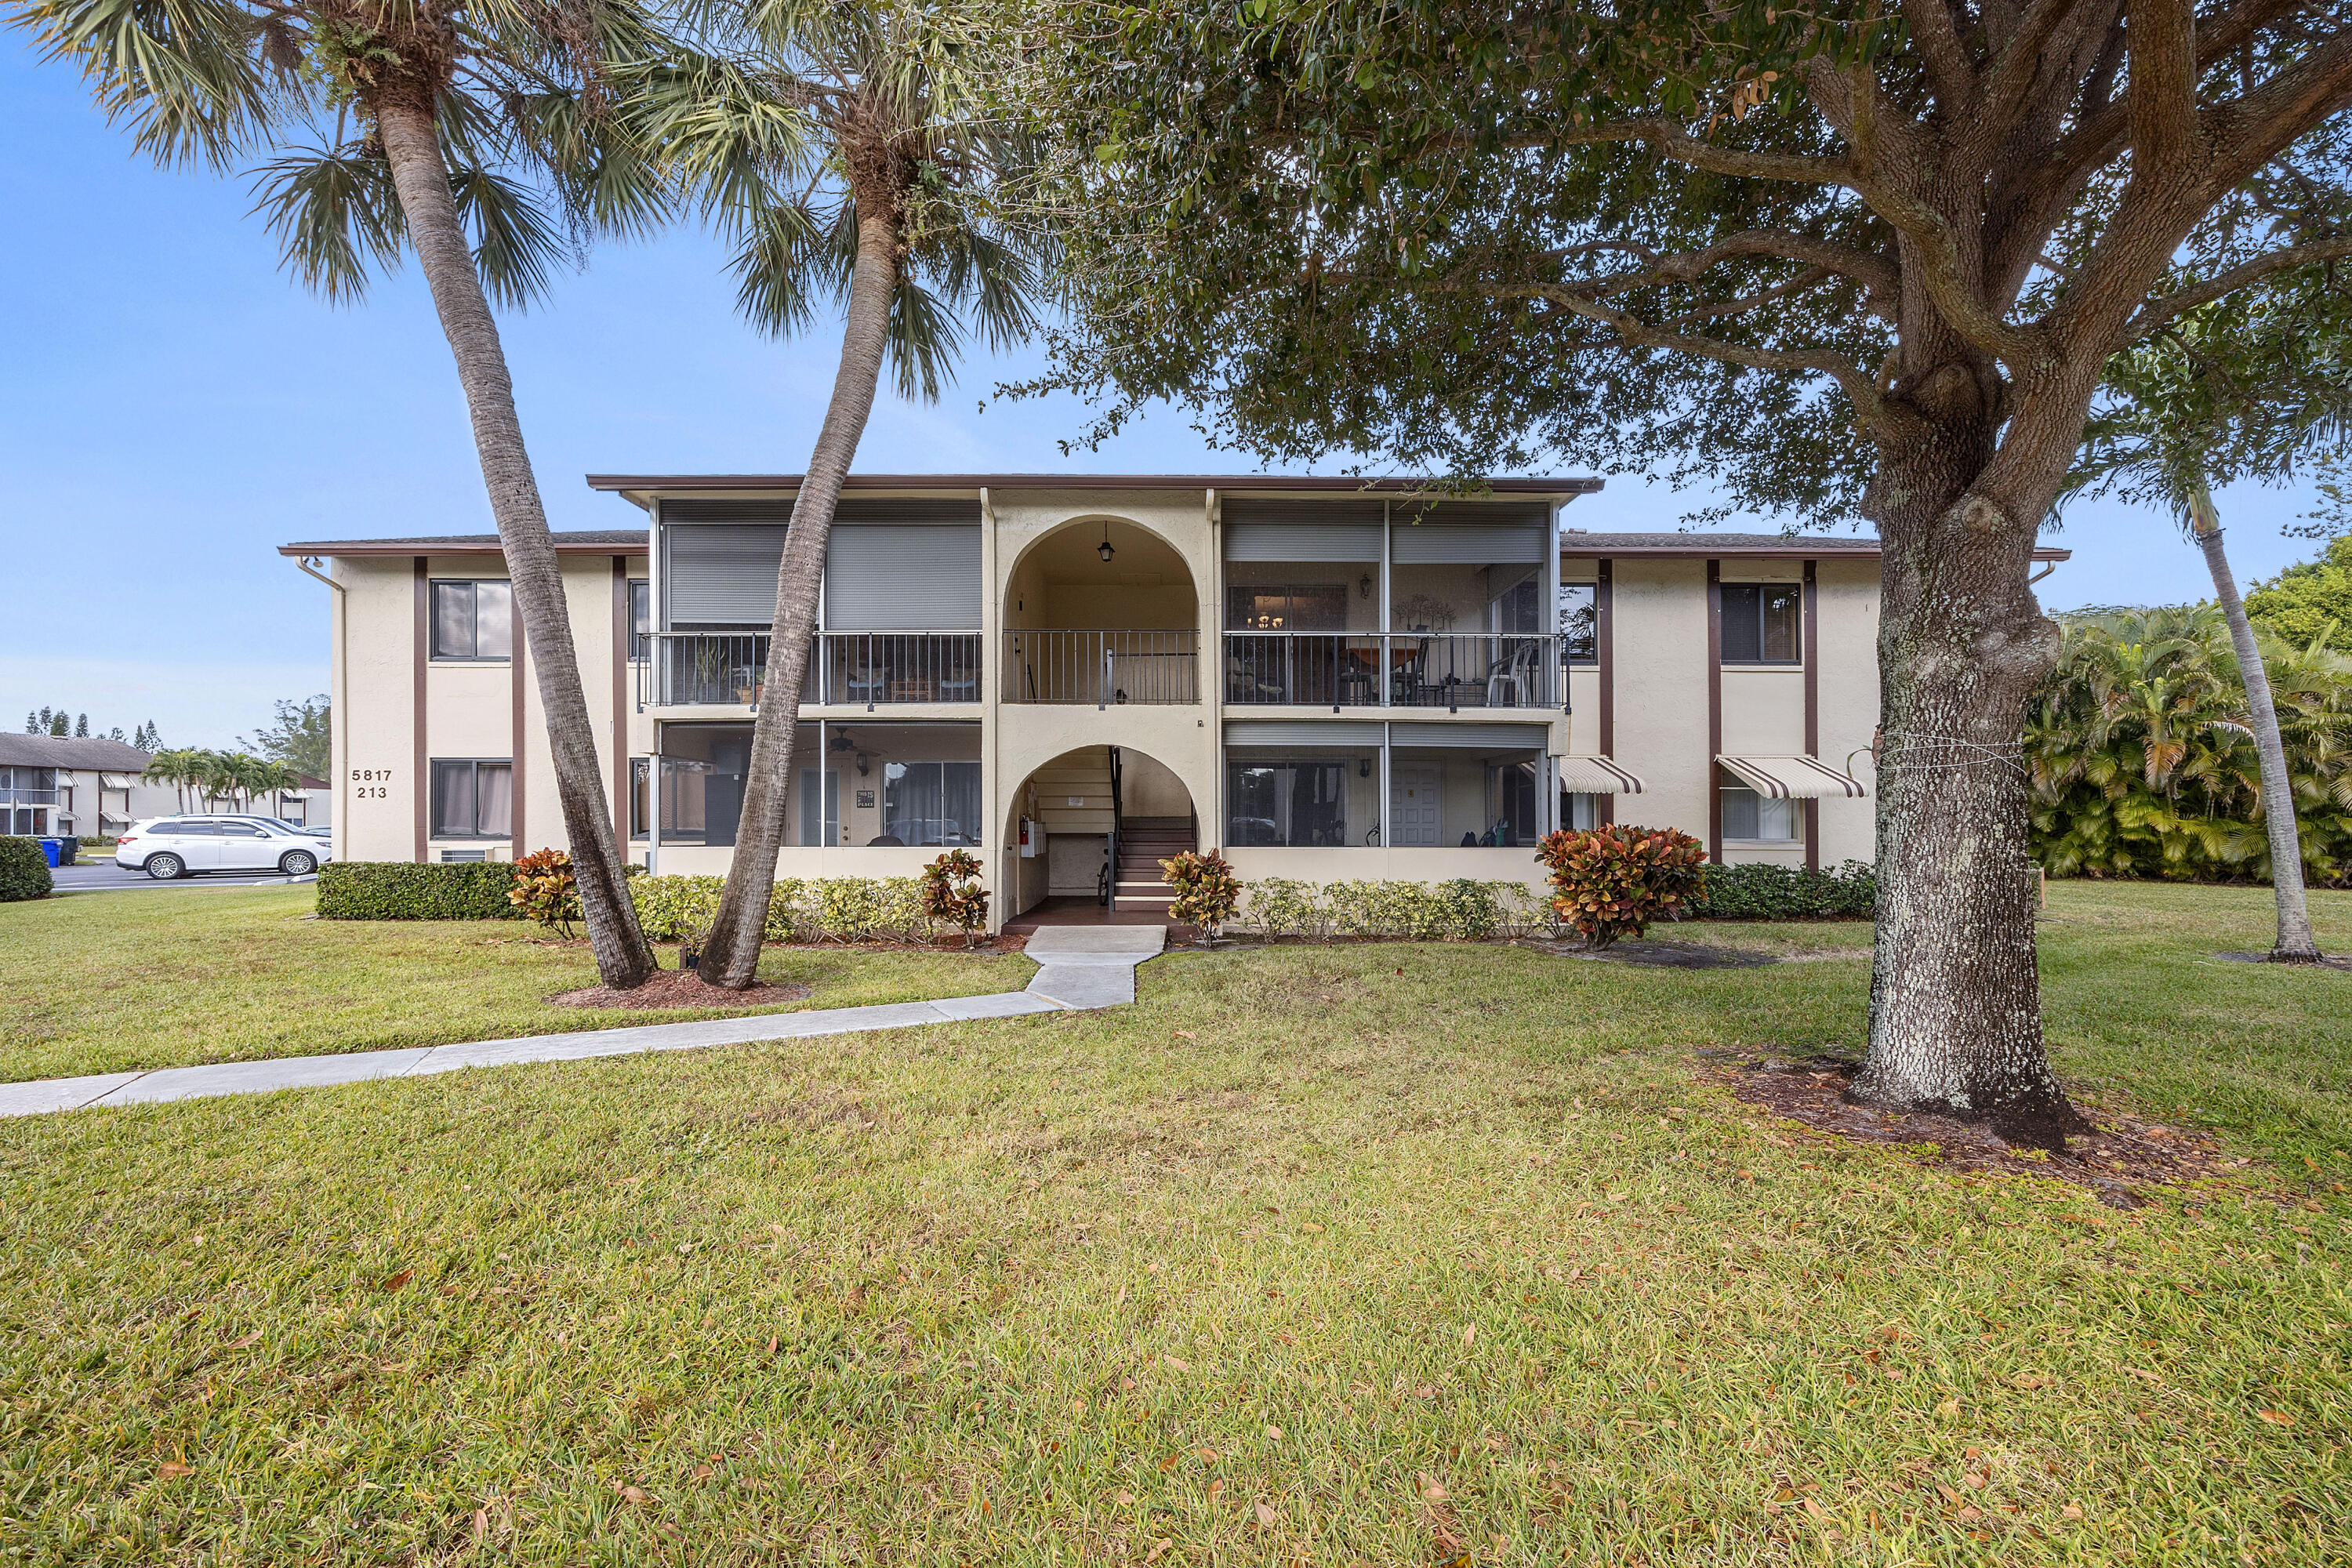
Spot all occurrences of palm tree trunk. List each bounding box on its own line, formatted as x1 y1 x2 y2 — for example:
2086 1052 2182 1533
699 209 902 987
2188 479 2321 962
372 98 656 989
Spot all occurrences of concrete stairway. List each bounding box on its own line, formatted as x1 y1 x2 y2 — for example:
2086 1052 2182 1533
1113 816 1195 913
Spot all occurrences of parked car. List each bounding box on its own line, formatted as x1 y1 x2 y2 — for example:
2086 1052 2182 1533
114 816 336 880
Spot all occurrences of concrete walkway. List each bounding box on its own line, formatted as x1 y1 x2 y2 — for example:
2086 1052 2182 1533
0 924 1166 1119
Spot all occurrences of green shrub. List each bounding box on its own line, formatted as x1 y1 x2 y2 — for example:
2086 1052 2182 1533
0 837 53 902
1686 860 1876 920
1536 824 1708 948
630 874 728 942
814 878 891 942
1325 880 1450 939
1434 878 1502 941
1247 877 1327 940
317 862 517 920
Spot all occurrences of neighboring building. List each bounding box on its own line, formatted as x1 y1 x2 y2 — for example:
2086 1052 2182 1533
281 477 2066 927
0 735 170 839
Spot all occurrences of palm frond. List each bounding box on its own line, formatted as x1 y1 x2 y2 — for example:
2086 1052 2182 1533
448 164 568 309
247 143 406 303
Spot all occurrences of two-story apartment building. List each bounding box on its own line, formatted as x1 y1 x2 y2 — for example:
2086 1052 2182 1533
282 475 2067 929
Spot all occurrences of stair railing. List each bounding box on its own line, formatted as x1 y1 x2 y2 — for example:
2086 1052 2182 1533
1106 746 1124 913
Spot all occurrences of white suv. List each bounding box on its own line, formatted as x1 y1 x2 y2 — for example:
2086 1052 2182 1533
114 816 335 880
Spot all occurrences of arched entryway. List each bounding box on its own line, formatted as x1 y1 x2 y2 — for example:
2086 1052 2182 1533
1000 743 1198 930
1003 517 1202 706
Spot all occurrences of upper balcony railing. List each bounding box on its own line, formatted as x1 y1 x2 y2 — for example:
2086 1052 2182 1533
641 632 982 710
1225 632 1568 710
1003 630 1200 706
0 787 60 806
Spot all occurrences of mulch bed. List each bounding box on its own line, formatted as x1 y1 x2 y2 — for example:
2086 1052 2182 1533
1697 1051 2255 1207
548 972 813 1010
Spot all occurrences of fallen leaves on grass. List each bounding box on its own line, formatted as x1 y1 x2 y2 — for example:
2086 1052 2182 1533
378 1269 412 1292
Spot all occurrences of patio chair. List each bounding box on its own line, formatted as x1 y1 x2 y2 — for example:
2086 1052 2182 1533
1485 640 1542 707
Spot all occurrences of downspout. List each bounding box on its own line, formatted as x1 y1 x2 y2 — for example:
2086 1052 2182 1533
295 555 348 865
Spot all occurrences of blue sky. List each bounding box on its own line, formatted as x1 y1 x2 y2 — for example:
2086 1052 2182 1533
2 42 2332 748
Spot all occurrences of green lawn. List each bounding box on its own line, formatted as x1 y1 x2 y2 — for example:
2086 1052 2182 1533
1 882 2347 1564
0 887 1035 1083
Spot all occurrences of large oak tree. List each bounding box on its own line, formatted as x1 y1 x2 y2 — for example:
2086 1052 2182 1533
1019 0 2352 1143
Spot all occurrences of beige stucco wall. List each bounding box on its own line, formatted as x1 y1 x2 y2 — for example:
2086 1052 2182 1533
337 556 423 865
1814 557 1881 866
1228 846 1548 889
1609 559 1711 843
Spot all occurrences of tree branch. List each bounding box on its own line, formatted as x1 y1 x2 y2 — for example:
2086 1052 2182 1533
1899 0 1979 110
1510 283 1886 423
1561 228 1898 305
2128 0 2202 175
2121 237 2352 343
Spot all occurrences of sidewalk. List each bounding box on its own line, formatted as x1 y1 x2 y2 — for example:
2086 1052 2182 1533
0 925 1166 1118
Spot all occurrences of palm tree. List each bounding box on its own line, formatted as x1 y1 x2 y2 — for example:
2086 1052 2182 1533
641 0 1040 988
2070 267 2352 962
141 750 205 814
12 0 665 988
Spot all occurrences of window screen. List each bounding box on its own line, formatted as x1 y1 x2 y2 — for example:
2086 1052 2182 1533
630 580 651 659
1720 583 1801 663
1722 785 1800 841
1226 584 1348 630
883 760 982 845
1559 583 1598 663
431 581 514 659
430 760 513 837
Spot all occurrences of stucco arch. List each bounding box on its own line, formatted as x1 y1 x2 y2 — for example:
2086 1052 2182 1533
1000 513 1202 636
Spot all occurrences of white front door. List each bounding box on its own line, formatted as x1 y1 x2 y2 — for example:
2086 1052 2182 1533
1389 764 1443 847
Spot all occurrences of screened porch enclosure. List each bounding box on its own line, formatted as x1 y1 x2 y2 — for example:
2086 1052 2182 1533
637 720 982 852
1220 499 1569 710
649 497 983 710
1222 720 1559 850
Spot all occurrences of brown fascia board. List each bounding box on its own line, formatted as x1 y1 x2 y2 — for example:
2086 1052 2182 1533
584 473 1605 501
277 535 648 558
1561 539 2074 561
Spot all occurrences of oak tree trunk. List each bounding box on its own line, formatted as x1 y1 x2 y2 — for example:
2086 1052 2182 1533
699 204 902 988
2190 490 2320 962
373 96 656 989
1848 417 2086 1149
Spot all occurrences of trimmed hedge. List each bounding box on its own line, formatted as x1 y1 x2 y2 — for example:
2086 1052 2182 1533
1686 860 1875 920
317 862 519 920
0 837 53 902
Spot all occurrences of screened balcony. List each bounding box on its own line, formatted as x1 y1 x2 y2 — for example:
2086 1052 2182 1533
1223 633 1564 709
641 632 981 709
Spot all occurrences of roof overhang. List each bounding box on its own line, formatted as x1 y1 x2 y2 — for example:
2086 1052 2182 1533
1561 538 2071 561
586 473 1605 511
276 535 648 559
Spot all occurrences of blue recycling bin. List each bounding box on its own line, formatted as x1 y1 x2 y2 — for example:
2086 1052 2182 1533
37 838 62 868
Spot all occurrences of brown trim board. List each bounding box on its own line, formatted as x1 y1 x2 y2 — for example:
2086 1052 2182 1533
510 610 527 858
612 557 630 844
1595 558 1615 828
1803 559 1820 872
412 559 428 863
1706 559 1722 865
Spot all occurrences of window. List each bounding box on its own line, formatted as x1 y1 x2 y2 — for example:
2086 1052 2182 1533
1227 758 1354 846
430 759 513 838
1719 583 1801 663
1486 759 1541 847
1563 791 1601 829
630 579 652 660
876 760 981 846
1226 584 1347 631
431 580 514 660
1722 785 1800 842
1559 583 1598 664
1490 575 1543 633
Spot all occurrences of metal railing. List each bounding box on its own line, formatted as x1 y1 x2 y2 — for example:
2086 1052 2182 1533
0 787 61 806
1223 632 1566 709
641 632 982 709
1003 630 1200 706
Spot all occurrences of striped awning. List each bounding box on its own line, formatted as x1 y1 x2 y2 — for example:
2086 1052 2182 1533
1717 755 1869 799
99 773 132 789
1556 755 1645 794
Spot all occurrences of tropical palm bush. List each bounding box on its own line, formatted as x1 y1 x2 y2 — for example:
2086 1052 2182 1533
2027 607 2352 882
